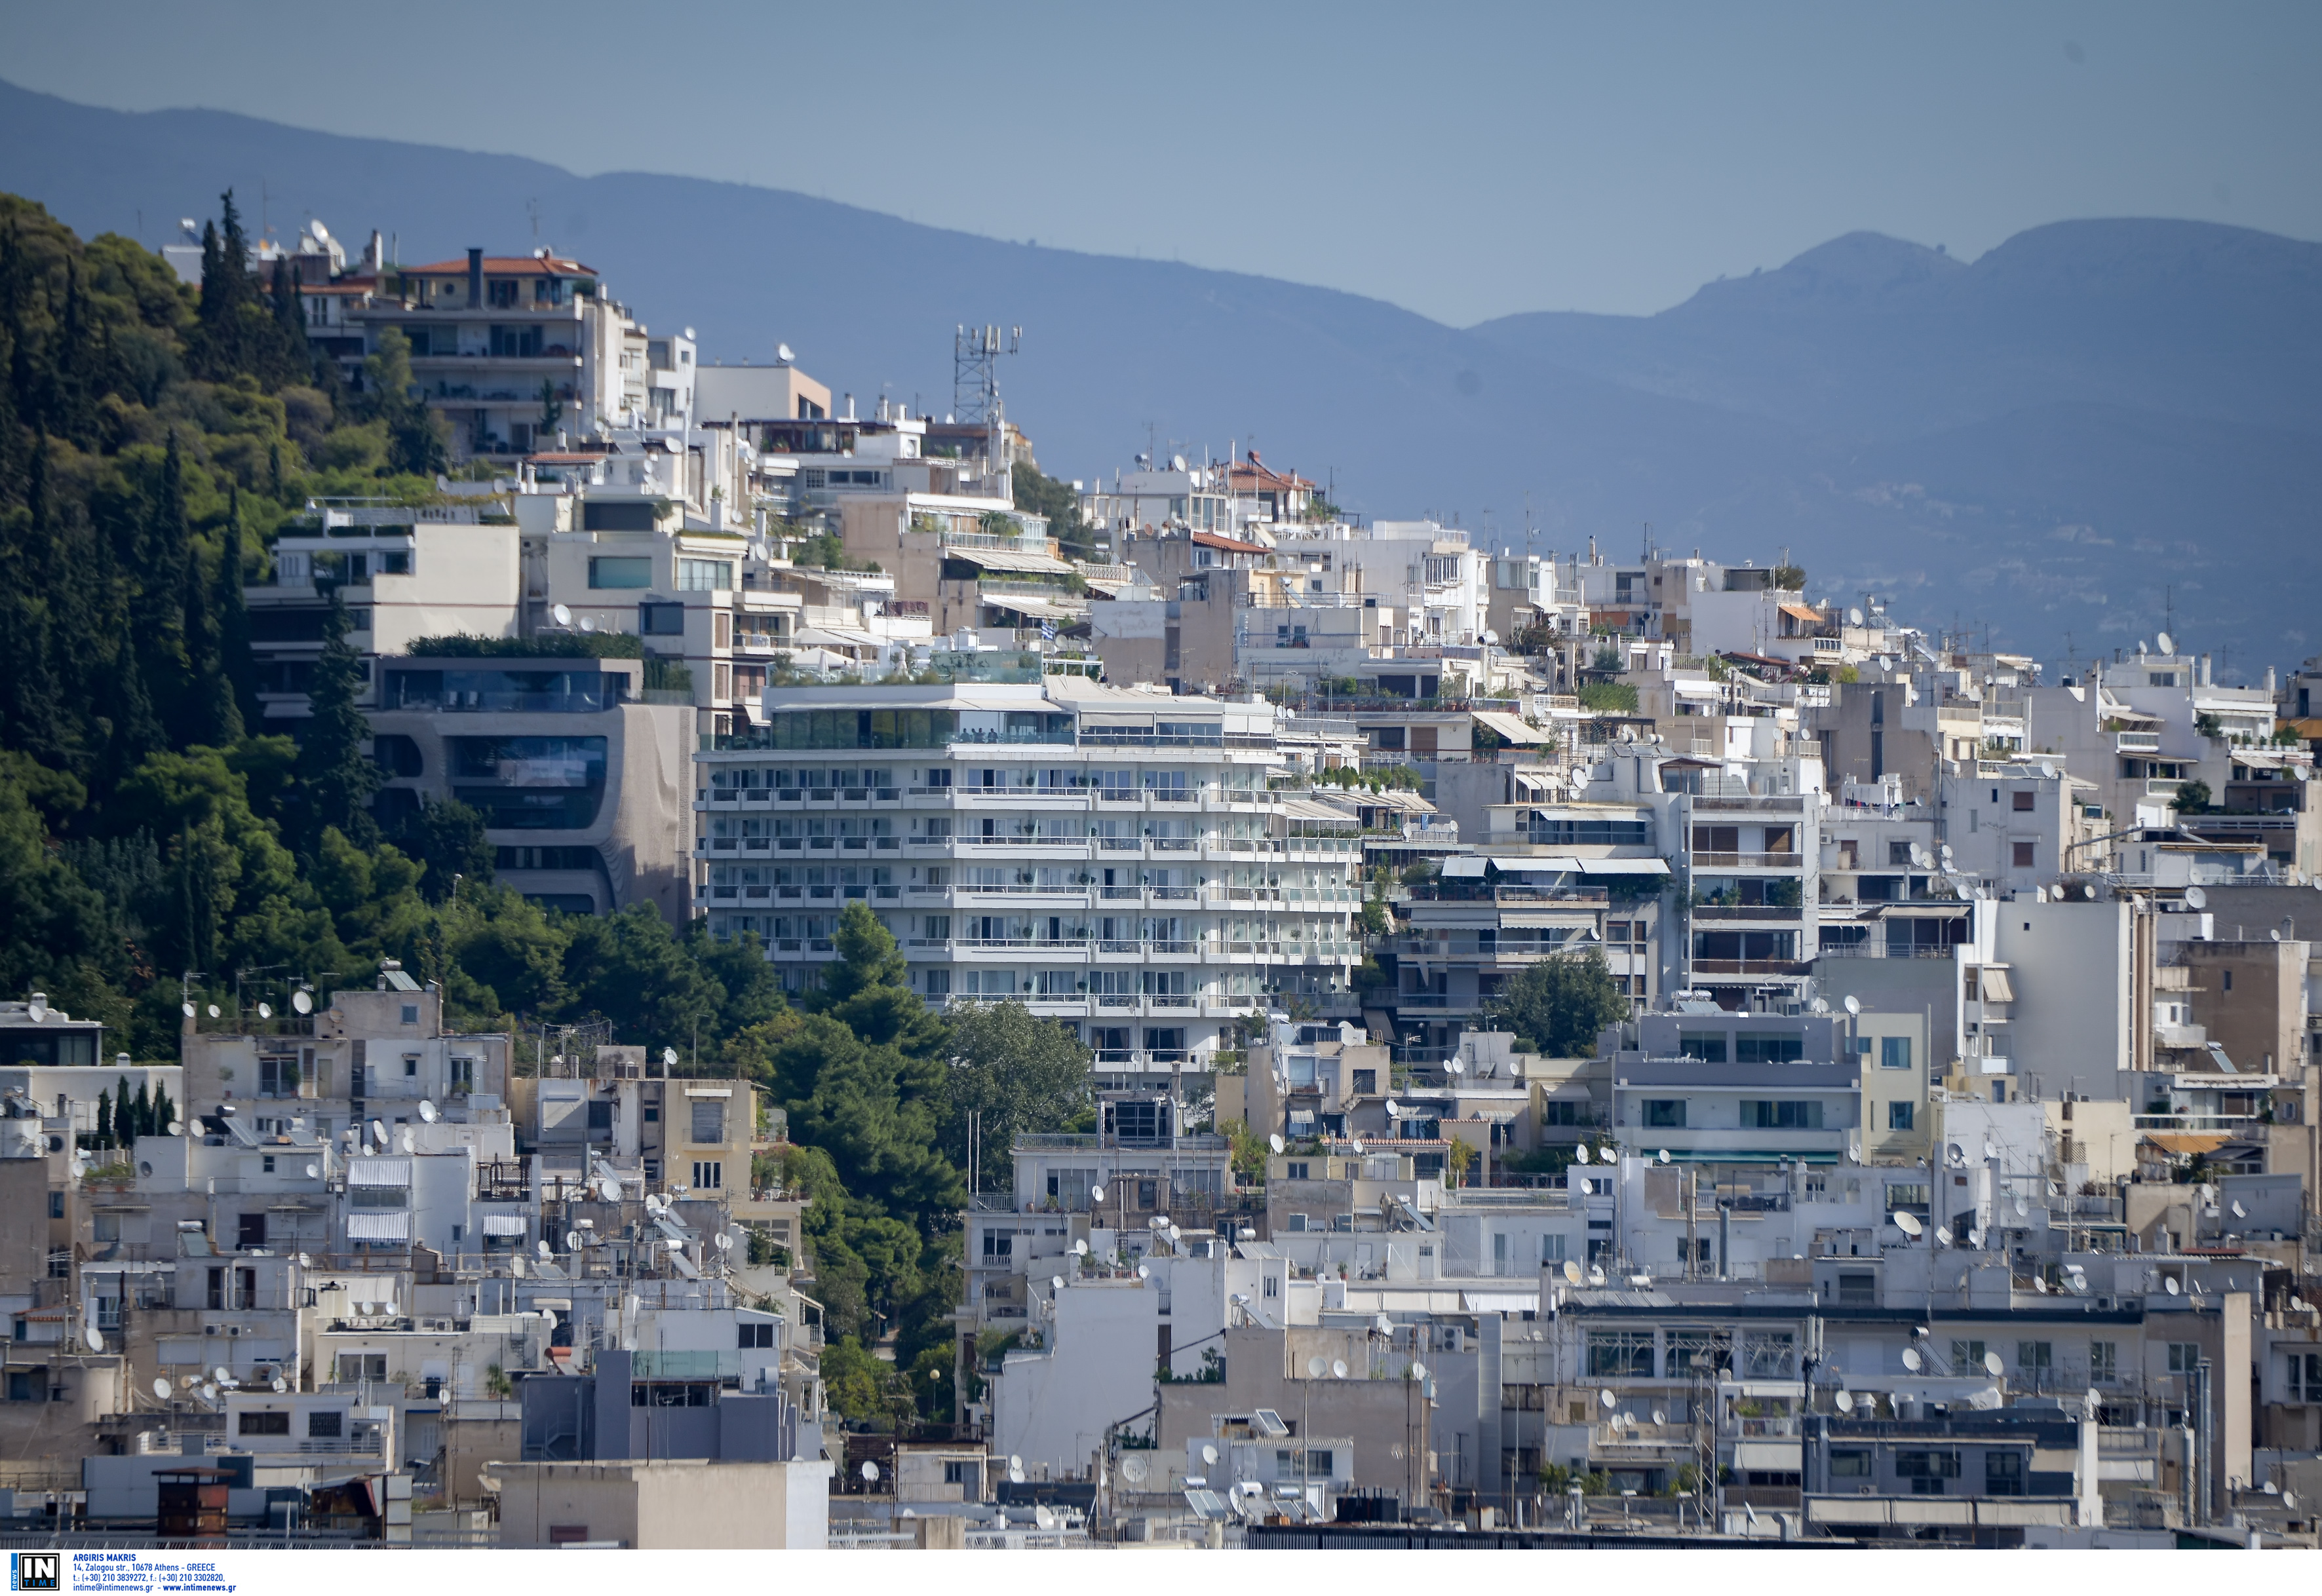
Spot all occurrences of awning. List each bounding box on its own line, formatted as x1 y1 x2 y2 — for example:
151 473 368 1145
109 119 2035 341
1441 857 1487 877
2142 1132 2229 1156
1491 854 1578 875
1735 1441 1803 1471
1460 1291 1539 1314
1671 681 1724 700
347 1212 411 1242
481 1215 528 1237
1575 858 1671 876
347 1158 412 1188
939 545 1076 575
1977 966 2015 1002
1777 602 1824 624
1473 711 1549 744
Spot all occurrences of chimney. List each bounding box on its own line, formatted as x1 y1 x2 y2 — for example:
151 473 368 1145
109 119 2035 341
365 229 384 274
467 247 483 308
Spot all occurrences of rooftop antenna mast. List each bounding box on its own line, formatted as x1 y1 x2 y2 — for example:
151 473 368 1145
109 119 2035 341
952 323 1019 428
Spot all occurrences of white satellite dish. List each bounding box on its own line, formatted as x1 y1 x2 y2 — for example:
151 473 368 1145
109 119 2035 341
662 1047 678 1067
1843 995 1861 1017
1448 1059 1466 1076
565 1232 583 1250
2231 1200 2247 1219
1572 1144 1591 1164
1055 1276 1067 1293
1200 1445 1218 1468
1121 1455 1149 1485
201 1384 218 1402
861 1461 880 1484
1409 1361 1429 1383
214 1366 231 1384
182 1001 196 1018
85 1326 104 1352
256 1002 272 1019
2031 1276 2048 1293
776 343 795 364
1136 1264 1150 1280
304 1164 319 1179
598 1176 621 1202
206 1004 220 1018
1657 1149 1671 1164
419 1101 438 1124
152 1378 172 1401
398 1130 415 1152
1333 1359 1349 1379
1893 1211 1923 1237
1308 1355 1328 1378
1935 1226 1953 1246
1847 1143 1860 1163
2163 1277 2181 1296
1651 1409 1666 1426
1563 1260 1584 1286
537 1239 552 1259
292 989 313 1015
1600 1388 1616 1411
2184 886 2208 911
1848 607 1865 626
1091 1185 1105 1204
552 603 572 626
1902 1347 1923 1372
1969 1228 1985 1249
272 1377 287 1394
1984 1351 2005 1377
296 1253 311 1268
1072 1240 1087 1256
1267 1133 1285 1155
1834 1390 1855 1413
1376 1314 1393 1333
2156 631 2175 656
2013 1195 2030 1217
511 1255 526 1277
1385 1099 1401 1116
577 616 596 632
369 1119 387 1143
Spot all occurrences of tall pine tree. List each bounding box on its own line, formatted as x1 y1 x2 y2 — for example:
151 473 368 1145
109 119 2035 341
138 430 193 736
214 487 256 732
296 589 379 850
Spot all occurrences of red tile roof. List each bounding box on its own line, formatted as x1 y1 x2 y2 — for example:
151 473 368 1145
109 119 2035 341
403 256 594 276
1192 530 1270 555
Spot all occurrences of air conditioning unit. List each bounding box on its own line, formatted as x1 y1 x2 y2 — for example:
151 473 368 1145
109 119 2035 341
204 1324 221 1337
227 1325 244 1337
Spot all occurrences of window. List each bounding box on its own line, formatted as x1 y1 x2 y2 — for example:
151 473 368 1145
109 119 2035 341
2289 1352 2322 1403
1351 1069 1376 1095
1543 1101 1587 1126
676 558 734 592
1643 1100 1686 1128
1836 1270 1875 1306
2089 1341 2118 1384
739 1322 775 1348
1952 1340 1986 1374
1880 1036 1912 1071
1741 1100 1823 1129
944 1460 976 1486
588 556 653 588
1678 1035 1728 1063
2011 841 2035 869
980 1230 1013 1261
1587 1331 1655 1378
47 1192 62 1219
2017 1341 2052 1373
237 1213 267 1250
1887 1101 1915 1131
1984 1451 2024 1495
690 1099 726 1144
237 1411 291 1435
1895 1450 1959 1493
2167 1342 2202 1375
1735 1034 1803 1064
691 1160 723 1190
3 1371 35 1402
1830 1449 1871 1479
307 1410 343 1437
336 1353 388 1382
2012 790 2035 812
640 601 686 635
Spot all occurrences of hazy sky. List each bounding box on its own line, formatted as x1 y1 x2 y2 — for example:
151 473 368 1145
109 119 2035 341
7 1 2318 324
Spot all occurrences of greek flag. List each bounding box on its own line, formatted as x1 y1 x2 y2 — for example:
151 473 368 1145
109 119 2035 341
1039 619 1056 640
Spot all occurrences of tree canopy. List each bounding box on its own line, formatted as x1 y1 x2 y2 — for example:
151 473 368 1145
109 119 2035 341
1486 948 1629 1057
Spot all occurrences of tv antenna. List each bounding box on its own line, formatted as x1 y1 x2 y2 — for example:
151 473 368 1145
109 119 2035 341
952 323 1019 427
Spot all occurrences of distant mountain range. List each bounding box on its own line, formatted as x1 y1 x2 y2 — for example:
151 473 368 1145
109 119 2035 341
4 77 2316 678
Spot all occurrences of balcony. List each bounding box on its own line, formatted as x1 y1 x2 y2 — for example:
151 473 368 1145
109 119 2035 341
1689 902 1806 921
1690 852 1803 869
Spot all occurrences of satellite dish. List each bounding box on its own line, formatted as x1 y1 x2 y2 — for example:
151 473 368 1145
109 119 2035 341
201 1384 218 1402
1121 1455 1149 1485
1091 1185 1105 1204
1562 1259 1584 1286
577 616 596 633
1332 1359 1349 1379
1267 1133 1285 1155
1201 1445 1218 1468
1385 1099 1401 1116
1848 607 1865 626
369 1119 387 1144
153 1378 172 1401
861 1462 880 1483
1843 995 1861 1017
2157 631 2175 656
182 1002 196 1018
1349 1141 1364 1155
399 1130 415 1152
1072 1240 1087 1256
1599 1388 1616 1411
777 343 794 363
2231 1200 2247 1219
296 1253 311 1268
1589 1266 1606 1286
2184 886 2208 911
1375 1314 1393 1334
168 1120 184 1137
1847 1143 1860 1164
2040 761 2057 782
85 1327 104 1352
1984 1351 2005 1377
256 1002 272 1019
304 1163 319 1179
566 1231 583 1250
1308 1355 1328 1378
419 1101 438 1124
597 1175 621 1202
1449 1059 1466 1076
214 1366 231 1384
537 1240 552 1259
2163 1277 2181 1296
292 990 313 1015
2032 1276 2048 1293
2013 1195 2030 1217
511 1255 527 1277
1136 1264 1150 1280
1834 1390 1855 1413
1902 1347 1923 1372
206 1004 220 1018
552 603 573 626
1935 1226 1953 1246
1572 1144 1591 1164
1969 1228 1986 1249
1893 1211 1923 1237
1055 1276 1068 1293
1651 1409 1666 1426
272 1377 287 1394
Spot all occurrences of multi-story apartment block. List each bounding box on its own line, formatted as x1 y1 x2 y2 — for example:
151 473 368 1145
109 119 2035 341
692 679 1365 1075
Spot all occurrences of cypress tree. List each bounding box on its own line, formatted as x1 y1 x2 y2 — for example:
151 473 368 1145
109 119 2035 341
113 1074 134 1147
296 590 380 850
140 431 193 734
215 487 256 733
132 1081 152 1139
152 1086 176 1135
94 1088 112 1150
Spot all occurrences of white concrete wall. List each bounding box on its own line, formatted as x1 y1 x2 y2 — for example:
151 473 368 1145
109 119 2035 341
1993 900 2135 1100
991 1280 1161 1473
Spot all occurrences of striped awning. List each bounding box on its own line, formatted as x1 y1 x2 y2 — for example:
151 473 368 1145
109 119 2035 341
347 1158 412 1187
347 1211 411 1242
482 1215 528 1237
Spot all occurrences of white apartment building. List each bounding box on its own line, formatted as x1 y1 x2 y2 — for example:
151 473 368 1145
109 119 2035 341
692 679 1364 1077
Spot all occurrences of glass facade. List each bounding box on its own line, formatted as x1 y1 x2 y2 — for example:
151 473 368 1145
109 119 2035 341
448 736 609 829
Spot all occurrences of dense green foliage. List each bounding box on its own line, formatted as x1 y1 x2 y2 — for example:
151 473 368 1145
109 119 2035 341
1011 460 1094 560
1484 947 1629 1057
